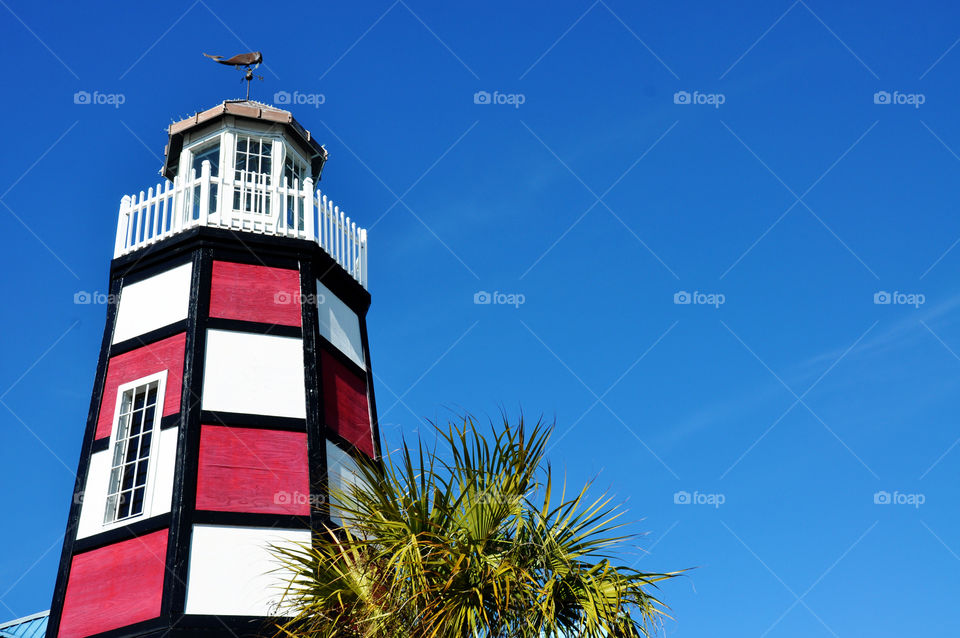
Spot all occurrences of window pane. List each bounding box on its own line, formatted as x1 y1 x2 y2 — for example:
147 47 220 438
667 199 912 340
131 487 146 515
103 495 118 524
107 468 122 495
121 464 136 491
114 414 130 446
120 391 132 414
192 144 220 178
117 494 131 520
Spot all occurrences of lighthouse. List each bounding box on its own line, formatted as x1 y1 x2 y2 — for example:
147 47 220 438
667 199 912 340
45 100 380 638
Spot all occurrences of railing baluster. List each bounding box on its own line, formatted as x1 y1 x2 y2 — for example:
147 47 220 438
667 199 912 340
279 176 288 236
347 220 353 277
148 185 157 241
304 177 315 242
324 201 330 250
348 222 354 277
199 160 211 227
323 194 329 251
332 206 339 263
115 195 131 256
161 180 171 235
134 191 145 244
361 229 368 287
260 172 267 225
185 169 198 228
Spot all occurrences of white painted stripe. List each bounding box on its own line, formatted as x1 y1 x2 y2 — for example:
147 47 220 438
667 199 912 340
201 330 306 419
184 524 311 616
112 262 192 344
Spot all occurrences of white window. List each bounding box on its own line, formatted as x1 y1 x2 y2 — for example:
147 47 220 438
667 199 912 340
233 135 273 214
282 151 308 229
191 141 221 219
104 371 167 525
283 152 306 187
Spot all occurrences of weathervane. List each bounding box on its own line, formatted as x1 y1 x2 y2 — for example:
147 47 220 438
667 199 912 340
203 51 264 101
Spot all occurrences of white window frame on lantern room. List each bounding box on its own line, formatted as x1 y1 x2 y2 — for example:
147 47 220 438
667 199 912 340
178 127 314 219
102 370 168 529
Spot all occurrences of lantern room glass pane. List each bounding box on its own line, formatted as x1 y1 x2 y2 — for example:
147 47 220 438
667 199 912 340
191 142 220 220
233 134 273 214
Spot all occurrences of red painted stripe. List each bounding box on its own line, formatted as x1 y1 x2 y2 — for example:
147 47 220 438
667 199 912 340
196 425 310 515
96 333 186 440
321 350 374 457
59 529 167 638
209 261 302 327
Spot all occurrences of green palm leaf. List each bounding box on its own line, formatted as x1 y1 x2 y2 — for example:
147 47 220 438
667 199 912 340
273 415 682 638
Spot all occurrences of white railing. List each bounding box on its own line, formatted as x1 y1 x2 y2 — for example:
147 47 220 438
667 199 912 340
114 160 368 288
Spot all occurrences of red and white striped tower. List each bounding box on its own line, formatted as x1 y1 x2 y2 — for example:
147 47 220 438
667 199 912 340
46 100 380 638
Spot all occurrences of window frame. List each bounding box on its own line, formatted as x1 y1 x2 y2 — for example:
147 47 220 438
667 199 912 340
233 134 274 180
282 150 308 187
190 140 221 177
101 370 169 530
184 131 226 178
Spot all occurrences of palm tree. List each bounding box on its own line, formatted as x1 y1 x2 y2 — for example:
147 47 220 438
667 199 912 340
272 415 679 638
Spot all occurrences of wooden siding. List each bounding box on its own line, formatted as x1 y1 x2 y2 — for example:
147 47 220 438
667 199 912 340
209 261 302 327
95 333 186 440
58 529 167 638
321 350 373 457
196 425 310 515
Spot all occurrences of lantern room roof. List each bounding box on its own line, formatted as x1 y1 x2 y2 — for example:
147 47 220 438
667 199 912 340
162 100 328 180
0 611 48 638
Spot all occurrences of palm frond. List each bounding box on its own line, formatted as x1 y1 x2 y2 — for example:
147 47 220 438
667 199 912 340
273 414 681 638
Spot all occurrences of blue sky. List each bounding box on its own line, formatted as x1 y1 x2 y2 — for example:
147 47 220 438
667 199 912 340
2 0 960 635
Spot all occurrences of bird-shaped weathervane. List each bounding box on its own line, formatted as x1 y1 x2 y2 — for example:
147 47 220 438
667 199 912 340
203 51 264 101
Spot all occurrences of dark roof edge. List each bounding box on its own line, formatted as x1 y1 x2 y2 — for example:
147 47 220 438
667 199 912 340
162 101 328 181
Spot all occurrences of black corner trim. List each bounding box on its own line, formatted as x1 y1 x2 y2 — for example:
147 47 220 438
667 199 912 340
75 617 169 638
115 256 195 287
316 333 367 380
199 411 307 432
160 414 180 430
191 511 311 529
206 318 302 339
90 437 110 454
325 431 375 462
170 615 285 638
110 320 189 357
